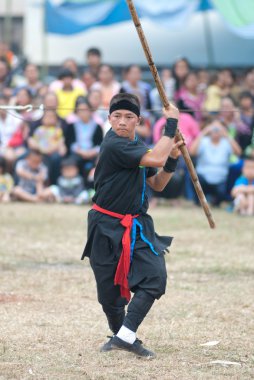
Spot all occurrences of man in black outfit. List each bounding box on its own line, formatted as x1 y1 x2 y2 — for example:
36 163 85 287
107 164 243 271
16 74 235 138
82 93 183 359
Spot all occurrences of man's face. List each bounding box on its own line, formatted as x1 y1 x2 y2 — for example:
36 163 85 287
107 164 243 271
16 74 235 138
108 110 140 140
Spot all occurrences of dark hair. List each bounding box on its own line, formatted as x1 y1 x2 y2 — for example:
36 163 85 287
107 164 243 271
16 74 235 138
61 157 78 168
16 86 33 99
86 47 101 57
58 68 74 80
239 91 253 101
0 156 7 173
99 64 114 73
27 149 43 158
109 93 140 110
0 93 9 102
75 96 92 112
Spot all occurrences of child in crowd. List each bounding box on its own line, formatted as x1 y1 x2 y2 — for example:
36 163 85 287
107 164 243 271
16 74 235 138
0 156 14 202
231 157 254 216
42 157 92 205
29 110 66 156
29 110 66 184
12 149 48 202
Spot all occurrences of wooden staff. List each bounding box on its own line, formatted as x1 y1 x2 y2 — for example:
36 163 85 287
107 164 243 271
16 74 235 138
126 0 215 229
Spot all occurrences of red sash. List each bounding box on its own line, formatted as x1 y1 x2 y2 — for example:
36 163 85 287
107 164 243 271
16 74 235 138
92 203 139 302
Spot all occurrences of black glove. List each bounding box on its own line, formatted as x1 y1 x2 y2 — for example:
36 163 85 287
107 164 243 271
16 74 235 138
164 118 178 138
163 156 178 173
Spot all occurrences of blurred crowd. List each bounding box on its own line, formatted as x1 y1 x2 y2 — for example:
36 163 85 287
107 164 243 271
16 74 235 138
0 42 254 215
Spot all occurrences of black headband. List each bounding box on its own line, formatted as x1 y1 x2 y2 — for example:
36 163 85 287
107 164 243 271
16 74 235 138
109 99 140 117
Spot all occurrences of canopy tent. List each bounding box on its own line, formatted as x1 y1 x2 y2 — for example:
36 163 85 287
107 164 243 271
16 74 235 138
45 0 254 39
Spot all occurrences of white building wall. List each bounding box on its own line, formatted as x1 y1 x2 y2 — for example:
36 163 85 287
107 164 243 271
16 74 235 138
5 0 254 67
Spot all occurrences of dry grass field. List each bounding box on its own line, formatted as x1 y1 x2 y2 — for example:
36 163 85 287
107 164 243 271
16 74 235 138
0 203 254 380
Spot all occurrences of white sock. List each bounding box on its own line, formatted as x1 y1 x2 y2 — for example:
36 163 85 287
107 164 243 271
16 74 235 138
117 325 136 344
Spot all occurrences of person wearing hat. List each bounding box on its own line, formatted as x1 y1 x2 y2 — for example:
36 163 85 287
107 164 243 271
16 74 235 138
54 68 85 119
82 93 183 358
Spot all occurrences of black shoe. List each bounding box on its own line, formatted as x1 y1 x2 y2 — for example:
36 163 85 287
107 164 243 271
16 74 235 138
100 336 114 352
100 336 156 359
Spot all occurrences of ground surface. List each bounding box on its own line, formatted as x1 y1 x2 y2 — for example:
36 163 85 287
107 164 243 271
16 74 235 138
0 203 253 380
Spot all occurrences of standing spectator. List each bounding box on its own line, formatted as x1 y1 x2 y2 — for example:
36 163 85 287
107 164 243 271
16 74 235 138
91 64 120 109
197 69 210 93
12 149 48 203
178 72 205 122
0 58 13 98
231 157 254 215
150 68 175 119
0 42 18 69
237 92 254 153
82 70 97 91
28 110 66 184
85 47 102 78
14 64 43 97
190 120 241 205
121 65 152 118
244 70 254 100
87 89 105 126
54 68 85 119
172 57 190 100
0 156 14 202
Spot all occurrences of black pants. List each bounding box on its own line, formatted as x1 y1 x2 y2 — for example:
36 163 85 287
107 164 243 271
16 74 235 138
102 289 155 334
89 236 166 335
86 212 169 335
195 174 227 206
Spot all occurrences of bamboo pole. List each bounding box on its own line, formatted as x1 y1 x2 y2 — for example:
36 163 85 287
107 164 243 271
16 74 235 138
126 0 215 229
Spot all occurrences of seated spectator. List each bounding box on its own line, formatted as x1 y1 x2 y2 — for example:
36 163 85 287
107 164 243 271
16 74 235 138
219 97 247 141
91 64 120 109
49 58 86 93
10 87 37 122
28 110 66 184
67 96 103 184
0 156 14 202
85 47 102 78
153 109 200 200
12 149 48 203
54 68 85 119
0 94 28 171
177 72 205 122
231 157 254 215
190 120 241 206
41 157 91 205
